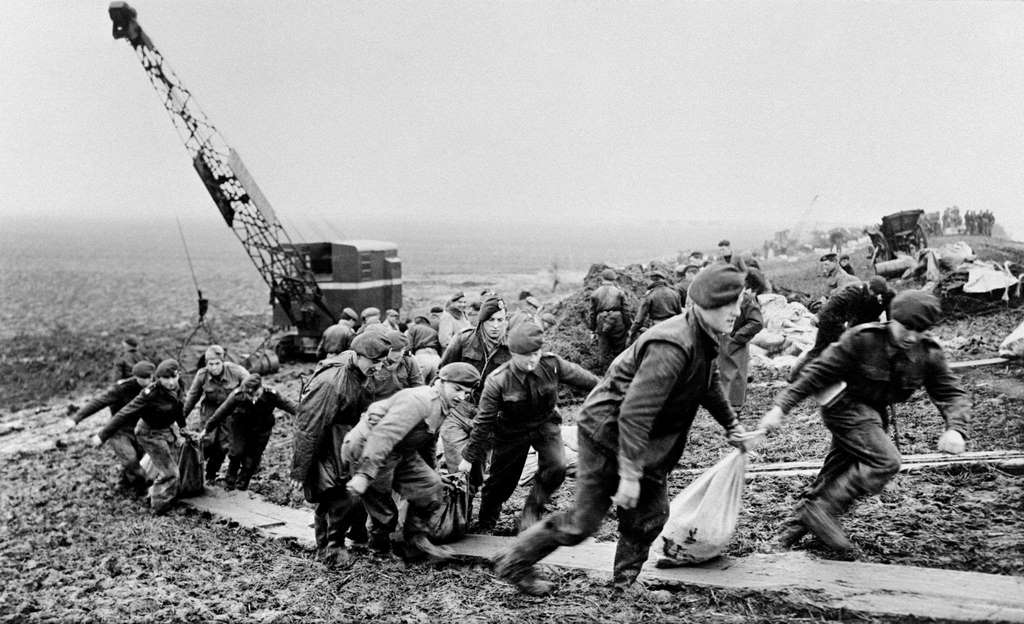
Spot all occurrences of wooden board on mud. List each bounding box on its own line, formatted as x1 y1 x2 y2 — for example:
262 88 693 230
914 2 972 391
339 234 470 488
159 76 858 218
182 487 1024 622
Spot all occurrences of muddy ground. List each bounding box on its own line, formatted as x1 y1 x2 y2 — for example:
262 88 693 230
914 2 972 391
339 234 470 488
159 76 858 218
2 236 1023 622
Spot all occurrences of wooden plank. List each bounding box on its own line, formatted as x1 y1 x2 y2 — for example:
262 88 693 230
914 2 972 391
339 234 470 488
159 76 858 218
949 357 1011 370
179 487 1024 622
680 451 1024 479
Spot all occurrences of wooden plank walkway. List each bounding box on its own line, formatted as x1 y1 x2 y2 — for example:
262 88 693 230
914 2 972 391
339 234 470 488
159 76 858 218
182 487 1024 622
680 450 1024 480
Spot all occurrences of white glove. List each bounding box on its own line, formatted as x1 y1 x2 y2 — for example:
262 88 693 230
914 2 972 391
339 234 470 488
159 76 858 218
759 406 785 432
937 429 966 455
611 477 640 510
457 459 473 474
346 473 370 496
289 478 303 491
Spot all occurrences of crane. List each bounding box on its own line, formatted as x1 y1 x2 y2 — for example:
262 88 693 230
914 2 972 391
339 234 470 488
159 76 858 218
107 2 402 357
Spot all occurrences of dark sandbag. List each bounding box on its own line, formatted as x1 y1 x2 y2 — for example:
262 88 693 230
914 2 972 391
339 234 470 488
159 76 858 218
429 473 471 543
176 435 205 498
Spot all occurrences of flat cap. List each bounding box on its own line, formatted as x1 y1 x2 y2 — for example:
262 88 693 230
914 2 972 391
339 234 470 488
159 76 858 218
341 307 359 322
891 290 942 331
437 362 481 387
820 252 838 262
687 263 745 309
361 307 381 320
718 239 731 247
385 329 409 349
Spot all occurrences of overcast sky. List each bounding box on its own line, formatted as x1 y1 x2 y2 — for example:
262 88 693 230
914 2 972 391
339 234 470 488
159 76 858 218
3 1 1024 239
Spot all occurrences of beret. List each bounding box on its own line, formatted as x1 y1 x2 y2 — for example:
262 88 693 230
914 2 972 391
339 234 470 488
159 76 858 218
351 332 390 360
478 295 506 325
437 362 481 387
508 320 545 354
687 264 745 309
155 359 180 378
891 290 942 331
131 361 155 377
718 239 731 247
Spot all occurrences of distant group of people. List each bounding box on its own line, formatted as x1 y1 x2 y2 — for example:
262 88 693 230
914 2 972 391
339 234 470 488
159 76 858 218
964 210 995 236
74 235 971 599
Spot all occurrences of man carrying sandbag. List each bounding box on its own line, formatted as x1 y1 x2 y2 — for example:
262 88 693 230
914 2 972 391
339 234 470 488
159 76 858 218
343 363 481 560
458 320 600 534
760 290 970 555
491 264 753 596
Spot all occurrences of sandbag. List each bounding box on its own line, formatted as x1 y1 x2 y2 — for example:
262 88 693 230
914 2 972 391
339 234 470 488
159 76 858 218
653 450 748 567
999 319 1024 359
176 435 205 497
428 473 471 543
751 330 786 354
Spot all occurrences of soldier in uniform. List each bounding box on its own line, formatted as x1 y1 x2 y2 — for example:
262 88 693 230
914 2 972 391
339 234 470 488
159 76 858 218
70 360 155 492
628 270 682 343
366 330 425 402
717 277 764 413
438 295 511 476
290 332 390 568
438 293 471 349
761 291 970 554
820 252 861 293
588 269 631 370
316 308 358 360
111 334 145 381
203 374 297 491
343 363 481 560
95 359 186 513
459 321 599 533
492 265 752 596
790 276 894 381
182 345 249 484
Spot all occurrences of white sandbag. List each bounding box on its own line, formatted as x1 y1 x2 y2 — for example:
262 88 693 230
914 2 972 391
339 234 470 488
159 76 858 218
937 241 975 269
653 451 748 566
751 330 786 354
999 319 1024 359
964 265 1020 294
770 354 800 370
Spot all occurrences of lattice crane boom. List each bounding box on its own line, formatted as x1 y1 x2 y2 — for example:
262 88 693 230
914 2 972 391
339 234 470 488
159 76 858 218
108 2 335 331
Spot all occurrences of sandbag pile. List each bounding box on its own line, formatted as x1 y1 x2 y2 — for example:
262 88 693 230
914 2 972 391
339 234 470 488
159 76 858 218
748 294 817 373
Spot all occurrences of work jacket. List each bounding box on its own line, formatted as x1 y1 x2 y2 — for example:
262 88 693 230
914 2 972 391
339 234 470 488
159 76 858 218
348 385 446 481
440 327 511 403
290 352 372 500
631 283 682 334
579 310 739 482
463 354 599 463
775 323 971 436
73 377 147 428
182 362 249 423
825 267 862 294
589 284 630 332
438 308 471 349
367 354 425 402
813 283 893 352
100 380 185 440
205 387 298 434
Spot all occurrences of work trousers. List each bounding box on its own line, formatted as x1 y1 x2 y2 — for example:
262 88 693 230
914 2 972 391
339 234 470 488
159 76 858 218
135 422 179 512
200 407 231 481
225 428 272 489
791 401 902 521
314 486 363 557
595 311 627 371
439 403 485 488
494 431 668 586
106 428 147 487
361 448 444 543
477 421 565 529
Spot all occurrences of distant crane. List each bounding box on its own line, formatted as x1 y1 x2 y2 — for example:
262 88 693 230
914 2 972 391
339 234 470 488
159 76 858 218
107 2 401 357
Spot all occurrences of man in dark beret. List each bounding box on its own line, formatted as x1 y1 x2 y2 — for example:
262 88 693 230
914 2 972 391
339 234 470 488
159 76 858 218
761 290 970 555
459 321 599 534
69 360 155 492
290 332 390 568
589 268 631 370
493 264 753 596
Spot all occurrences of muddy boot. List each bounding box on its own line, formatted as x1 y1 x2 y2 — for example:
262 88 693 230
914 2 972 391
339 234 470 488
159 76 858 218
316 546 353 570
518 504 543 534
223 459 240 491
368 532 393 555
799 500 852 552
408 534 454 562
235 478 249 492
492 551 554 596
774 513 809 550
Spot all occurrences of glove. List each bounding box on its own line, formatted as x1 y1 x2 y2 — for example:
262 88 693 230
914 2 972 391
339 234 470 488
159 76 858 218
610 477 640 510
759 406 785 432
90 434 103 448
457 459 473 474
346 473 370 497
937 429 966 455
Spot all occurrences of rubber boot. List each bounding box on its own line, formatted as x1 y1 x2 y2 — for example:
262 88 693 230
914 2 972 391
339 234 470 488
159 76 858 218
224 458 240 491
